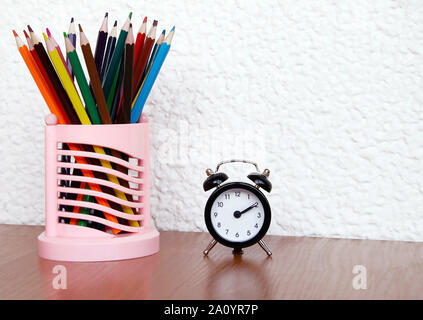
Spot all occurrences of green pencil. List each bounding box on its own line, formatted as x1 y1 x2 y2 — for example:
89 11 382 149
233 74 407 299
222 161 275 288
77 192 91 227
64 33 101 124
107 59 122 112
65 32 100 226
102 12 131 102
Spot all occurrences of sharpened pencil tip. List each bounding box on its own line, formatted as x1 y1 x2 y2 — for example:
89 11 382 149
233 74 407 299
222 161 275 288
12 30 18 37
27 25 33 32
46 28 51 38
105 12 108 18
78 24 83 32
23 30 29 38
143 16 147 23
153 20 158 27
129 12 132 19
114 20 117 27
63 32 67 38
171 26 175 32
71 17 74 23
162 29 166 35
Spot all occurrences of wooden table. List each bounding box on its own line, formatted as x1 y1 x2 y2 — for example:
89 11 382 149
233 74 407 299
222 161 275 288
0 224 423 299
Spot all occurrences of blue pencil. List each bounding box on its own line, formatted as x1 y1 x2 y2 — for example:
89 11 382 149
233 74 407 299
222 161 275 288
131 26 175 123
142 29 165 82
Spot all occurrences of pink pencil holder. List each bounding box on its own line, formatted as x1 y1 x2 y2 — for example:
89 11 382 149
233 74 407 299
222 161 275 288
38 114 159 262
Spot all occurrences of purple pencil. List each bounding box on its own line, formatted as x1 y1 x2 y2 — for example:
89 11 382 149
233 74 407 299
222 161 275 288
66 18 76 80
94 12 108 74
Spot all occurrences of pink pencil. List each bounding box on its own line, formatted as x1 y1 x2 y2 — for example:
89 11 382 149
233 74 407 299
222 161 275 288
46 27 73 80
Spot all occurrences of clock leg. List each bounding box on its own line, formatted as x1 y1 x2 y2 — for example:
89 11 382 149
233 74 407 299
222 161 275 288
258 240 272 256
203 239 217 255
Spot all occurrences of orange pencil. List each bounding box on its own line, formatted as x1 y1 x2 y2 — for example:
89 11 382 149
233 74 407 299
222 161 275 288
14 30 120 234
13 30 68 124
24 28 69 124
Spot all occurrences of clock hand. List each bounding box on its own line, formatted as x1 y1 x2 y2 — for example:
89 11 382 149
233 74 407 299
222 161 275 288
239 202 259 214
234 202 258 218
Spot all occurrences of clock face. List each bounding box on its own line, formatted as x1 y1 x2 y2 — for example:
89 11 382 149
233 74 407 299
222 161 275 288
204 182 271 248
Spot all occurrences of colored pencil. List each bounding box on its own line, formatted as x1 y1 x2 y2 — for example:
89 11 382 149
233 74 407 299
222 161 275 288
38 31 78 182
24 30 64 118
117 23 134 124
29 27 78 124
15 30 121 233
64 33 101 124
29 26 74 189
102 13 131 100
110 59 124 122
69 182 89 226
69 173 100 228
26 29 71 206
106 60 123 112
13 30 68 125
94 12 108 75
66 169 83 214
66 18 76 79
132 20 157 98
65 168 82 208
101 20 117 82
110 79 129 208
131 27 175 123
15 15 175 231
78 26 111 124
79 25 137 211
49 32 122 230
107 59 121 113
47 36 126 230
46 37 91 124
144 29 165 81
46 27 73 80
133 16 147 67
49 32 139 227
76 194 93 227
64 20 76 180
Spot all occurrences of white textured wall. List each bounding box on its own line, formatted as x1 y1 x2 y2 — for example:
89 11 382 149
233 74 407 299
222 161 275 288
1 0 423 241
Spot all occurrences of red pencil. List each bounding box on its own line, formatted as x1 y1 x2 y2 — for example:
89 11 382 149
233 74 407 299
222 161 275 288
132 20 157 98
13 30 69 124
133 16 147 67
25 28 68 123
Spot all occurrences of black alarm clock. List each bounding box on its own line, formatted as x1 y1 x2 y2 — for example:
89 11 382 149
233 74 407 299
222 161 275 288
202 160 272 256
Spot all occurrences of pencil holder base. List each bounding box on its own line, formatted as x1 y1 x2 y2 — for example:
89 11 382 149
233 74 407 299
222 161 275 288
38 228 159 262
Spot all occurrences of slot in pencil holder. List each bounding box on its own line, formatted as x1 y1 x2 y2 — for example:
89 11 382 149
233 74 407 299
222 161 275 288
38 113 159 261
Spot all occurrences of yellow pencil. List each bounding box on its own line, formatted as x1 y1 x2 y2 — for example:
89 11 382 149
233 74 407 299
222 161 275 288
46 38 91 124
46 37 140 227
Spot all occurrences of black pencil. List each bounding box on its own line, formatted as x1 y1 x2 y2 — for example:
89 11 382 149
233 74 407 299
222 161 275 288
100 20 117 82
94 12 108 74
110 58 124 122
28 26 80 124
117 23 134 124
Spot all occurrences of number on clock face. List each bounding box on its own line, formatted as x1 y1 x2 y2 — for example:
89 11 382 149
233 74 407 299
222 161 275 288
210 188 265 242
